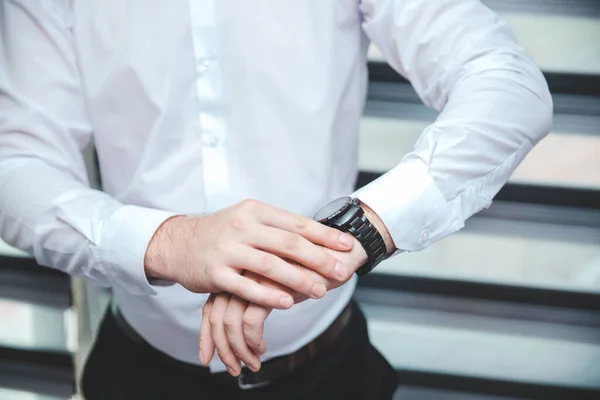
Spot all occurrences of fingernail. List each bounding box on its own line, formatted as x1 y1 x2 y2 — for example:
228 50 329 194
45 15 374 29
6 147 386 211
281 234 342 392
227 366 239 377
335 263 345 279
280 296 293 308
312 283 326 298
339 233 353 247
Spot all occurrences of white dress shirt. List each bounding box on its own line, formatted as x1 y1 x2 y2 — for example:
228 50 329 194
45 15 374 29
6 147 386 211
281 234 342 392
0 0 552 371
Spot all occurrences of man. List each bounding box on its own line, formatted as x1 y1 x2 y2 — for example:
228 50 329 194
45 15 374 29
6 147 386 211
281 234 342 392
0 0 552 399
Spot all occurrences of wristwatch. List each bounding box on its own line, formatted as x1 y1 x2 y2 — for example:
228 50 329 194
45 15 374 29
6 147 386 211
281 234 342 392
314 197 387 276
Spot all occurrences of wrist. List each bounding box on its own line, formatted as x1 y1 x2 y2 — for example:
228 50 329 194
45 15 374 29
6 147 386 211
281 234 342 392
359 200 396 256
144 215 188 281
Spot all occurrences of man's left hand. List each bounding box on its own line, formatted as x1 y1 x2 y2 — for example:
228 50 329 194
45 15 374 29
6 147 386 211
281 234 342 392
198 240 366 376
198 201 395 376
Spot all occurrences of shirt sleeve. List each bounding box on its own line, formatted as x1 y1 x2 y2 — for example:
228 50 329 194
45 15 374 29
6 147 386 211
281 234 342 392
0 1 174 295
353 0 553 252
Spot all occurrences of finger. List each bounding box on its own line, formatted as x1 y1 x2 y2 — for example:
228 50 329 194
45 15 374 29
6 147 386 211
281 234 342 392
243 269 310 305
215 270 294 309
228 247 328 300
258 205 355 252
199 295 216 365
223 297 261 372
248 226 342 281
243 303 272 351
209 294 242 376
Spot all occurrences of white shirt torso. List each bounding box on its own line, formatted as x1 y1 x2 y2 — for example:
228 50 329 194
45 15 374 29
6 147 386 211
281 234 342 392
0 0 552 371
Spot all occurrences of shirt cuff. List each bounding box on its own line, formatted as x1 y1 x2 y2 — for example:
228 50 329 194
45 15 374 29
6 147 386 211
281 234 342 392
98 205 176 296
352 157 465 252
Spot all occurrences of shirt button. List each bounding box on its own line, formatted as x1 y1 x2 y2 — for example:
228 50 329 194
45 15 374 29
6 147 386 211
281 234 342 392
420 230 429 243
196 60 212 75
202 134 218 148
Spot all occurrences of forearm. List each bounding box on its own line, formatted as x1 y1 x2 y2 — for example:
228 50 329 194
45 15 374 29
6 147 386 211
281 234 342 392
357 0 552 252
355 60 551 252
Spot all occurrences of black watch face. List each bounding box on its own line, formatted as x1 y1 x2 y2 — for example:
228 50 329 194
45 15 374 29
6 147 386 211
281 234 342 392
314 197 351 222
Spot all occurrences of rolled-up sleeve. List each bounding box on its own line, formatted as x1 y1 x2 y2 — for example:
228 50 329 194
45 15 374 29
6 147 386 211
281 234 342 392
353 0 553 252
0 1 174 295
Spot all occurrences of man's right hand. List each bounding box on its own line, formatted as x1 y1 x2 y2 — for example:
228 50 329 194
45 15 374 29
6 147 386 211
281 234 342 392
144 199 355 309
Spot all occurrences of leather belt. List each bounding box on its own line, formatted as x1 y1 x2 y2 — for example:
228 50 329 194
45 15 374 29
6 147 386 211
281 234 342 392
112 302 353 390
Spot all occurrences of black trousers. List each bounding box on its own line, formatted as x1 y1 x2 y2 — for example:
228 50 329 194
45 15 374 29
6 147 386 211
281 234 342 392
81 301 398 399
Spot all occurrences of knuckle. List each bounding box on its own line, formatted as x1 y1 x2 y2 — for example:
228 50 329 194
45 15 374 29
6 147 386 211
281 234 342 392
294 268 312 292
208 314 221 326
239 199 260 212
242 313 260 328
281 234 301 251
202 305 212 317
216 349 233 364
222 316 237 329
326 253 338 269
329 229 341 242
337 267 352 282
239 198 254 208
293 215 308 231
228 217 246 232
316 252 334 270
246 336 259 348
215 240 235 255
255 254 273 275
297 278 312 295
210 270 228 289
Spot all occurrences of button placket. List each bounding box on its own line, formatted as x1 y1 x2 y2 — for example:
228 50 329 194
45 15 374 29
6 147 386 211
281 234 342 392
189 0 230 209
202 134 219 148
196 59 211 76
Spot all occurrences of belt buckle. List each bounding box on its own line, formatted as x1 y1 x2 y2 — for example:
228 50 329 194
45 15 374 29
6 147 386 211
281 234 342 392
237 372 270 390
